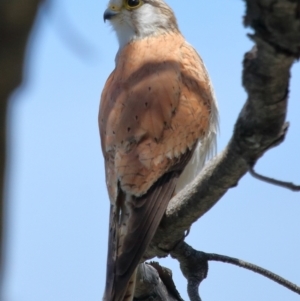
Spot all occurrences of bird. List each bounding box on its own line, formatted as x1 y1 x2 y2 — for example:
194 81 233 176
99 1 218 301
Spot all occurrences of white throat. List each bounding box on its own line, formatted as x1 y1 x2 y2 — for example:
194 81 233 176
109 3 172 49
112 21 136 49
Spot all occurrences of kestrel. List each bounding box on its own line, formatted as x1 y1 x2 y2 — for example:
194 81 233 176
99 1 218 301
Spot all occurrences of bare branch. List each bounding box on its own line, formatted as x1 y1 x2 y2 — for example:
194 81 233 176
206 252 300 295
0 0 43 286
171 242 300 299
249 165 300 191
171 242 208 301
147 262 184 301
134 262 183 301
144 0 300 261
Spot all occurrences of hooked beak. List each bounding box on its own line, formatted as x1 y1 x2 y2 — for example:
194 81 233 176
103 8 120 22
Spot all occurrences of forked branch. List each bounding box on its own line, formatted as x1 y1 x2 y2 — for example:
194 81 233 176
144 0 300 262
171 242 300 301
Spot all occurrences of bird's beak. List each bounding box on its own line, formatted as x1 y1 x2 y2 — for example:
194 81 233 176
103 8 120 22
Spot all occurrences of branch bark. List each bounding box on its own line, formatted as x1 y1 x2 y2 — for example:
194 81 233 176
171 243 208 301
0 0 42 284
134 262 184 301
137 239 300 301
171 242 300 300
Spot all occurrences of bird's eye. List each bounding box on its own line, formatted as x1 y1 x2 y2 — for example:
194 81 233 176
125 0 143 9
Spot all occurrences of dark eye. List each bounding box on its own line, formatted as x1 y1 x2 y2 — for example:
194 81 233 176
126 0 141 8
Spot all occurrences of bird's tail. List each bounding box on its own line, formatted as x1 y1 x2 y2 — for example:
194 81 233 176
122 268 137 301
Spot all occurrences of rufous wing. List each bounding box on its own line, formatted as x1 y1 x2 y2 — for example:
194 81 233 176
103 149 194 301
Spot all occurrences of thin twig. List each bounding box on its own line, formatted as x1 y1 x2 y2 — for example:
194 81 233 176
249 166 300 192
206 253 300 295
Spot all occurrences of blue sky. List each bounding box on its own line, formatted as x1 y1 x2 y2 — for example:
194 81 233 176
2 0 300 300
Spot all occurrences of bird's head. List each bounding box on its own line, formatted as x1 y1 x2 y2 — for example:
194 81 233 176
104 0 179 48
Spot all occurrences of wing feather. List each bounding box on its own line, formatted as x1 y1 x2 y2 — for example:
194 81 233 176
104 148 193 301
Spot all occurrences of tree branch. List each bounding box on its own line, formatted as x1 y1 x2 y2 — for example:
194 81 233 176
249 164 300 191
143 0 300 261
137 240 300 301
171 243 208 301
170 242 300 298
206 252 300 295
134 262 184 301
0 0 43 284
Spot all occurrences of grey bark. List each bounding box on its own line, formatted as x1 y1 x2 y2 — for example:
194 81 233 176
134 262 183 301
